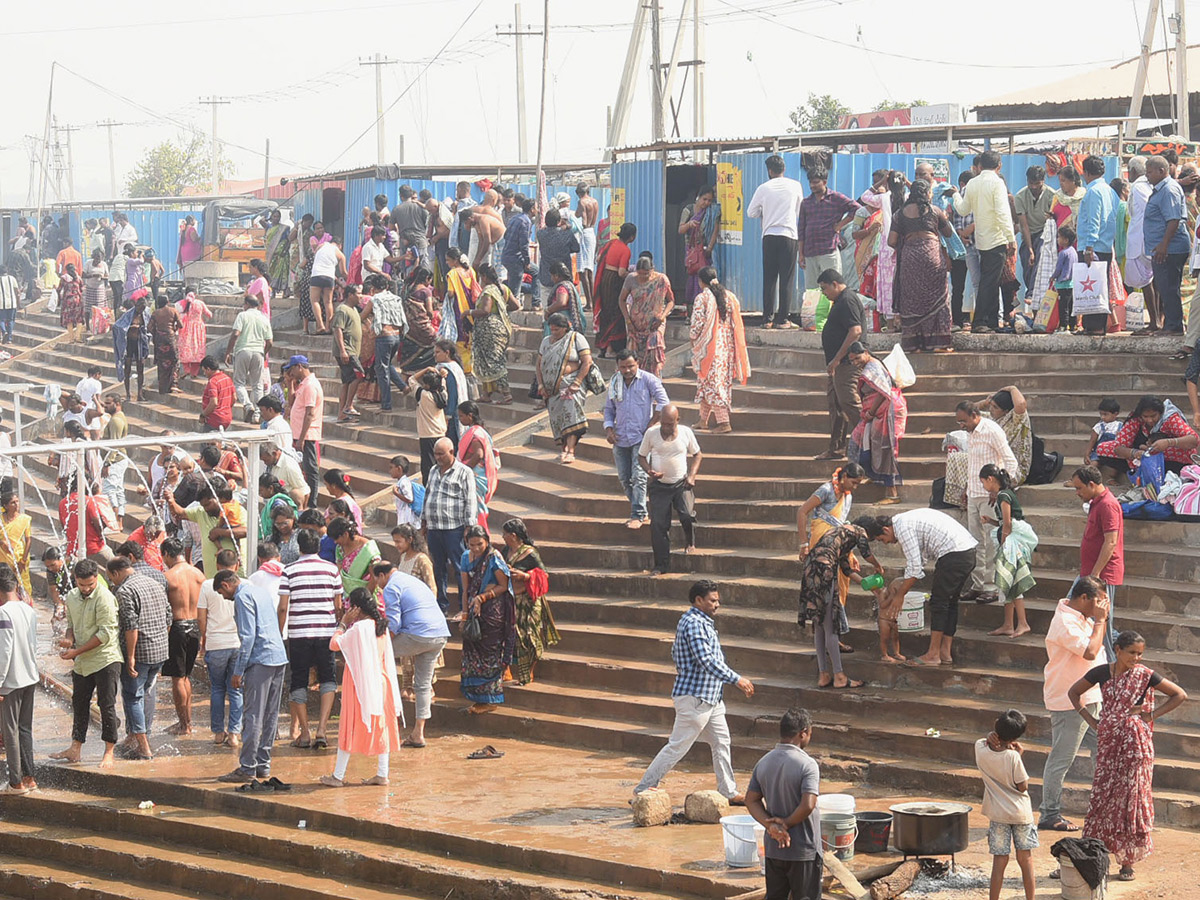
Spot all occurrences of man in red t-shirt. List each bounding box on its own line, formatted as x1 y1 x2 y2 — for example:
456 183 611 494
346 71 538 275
1070 465 1124 658
200 356 235 431
59 484 111 562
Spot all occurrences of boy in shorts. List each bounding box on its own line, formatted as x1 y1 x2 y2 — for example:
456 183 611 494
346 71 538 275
976 709 1037 900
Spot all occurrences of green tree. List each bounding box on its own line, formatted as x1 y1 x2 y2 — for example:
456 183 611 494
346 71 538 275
125 135 234 198
787 93 851 133
873 99 928 111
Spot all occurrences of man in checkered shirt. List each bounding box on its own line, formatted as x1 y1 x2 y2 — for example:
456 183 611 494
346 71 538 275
635 580 755 802
107 556 171 761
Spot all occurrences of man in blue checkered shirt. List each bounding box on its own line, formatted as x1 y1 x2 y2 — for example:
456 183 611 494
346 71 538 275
635 580 755 802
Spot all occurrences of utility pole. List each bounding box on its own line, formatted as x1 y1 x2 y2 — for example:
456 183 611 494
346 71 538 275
198 97 231 193
649 0 665 142
693 0 705 136
535 0 550 222
263 138 271 196
359 55 398 166
496 3 542 163
607 0 651 156
99 120 126 197
1127 0 1162 142
1173 0 1190 139
58 122 83 202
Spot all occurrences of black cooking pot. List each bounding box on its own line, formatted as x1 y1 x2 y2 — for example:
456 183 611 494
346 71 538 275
888 802 972 856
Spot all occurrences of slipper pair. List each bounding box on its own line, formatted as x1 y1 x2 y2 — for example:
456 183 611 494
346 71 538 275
235 777 291 793
819 679 864 690
467 745 504 760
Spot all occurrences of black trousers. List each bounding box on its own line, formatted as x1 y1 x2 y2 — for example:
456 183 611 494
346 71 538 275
301 440 320 508
949 257 967 327
762 235 798 324
974 245 1006 331
72 661 121 745
1 683 36 786
765 856 823 900
648 478 696 571
929 548 977 637
419 436 439 486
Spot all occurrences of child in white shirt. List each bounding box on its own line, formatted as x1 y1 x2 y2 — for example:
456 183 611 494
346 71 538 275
390 455 420 527
975 709 1037 900
1084 397 1122 463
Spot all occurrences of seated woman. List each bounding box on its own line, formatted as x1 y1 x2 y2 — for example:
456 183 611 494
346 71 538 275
1095 395 1199 482
846 342 907 502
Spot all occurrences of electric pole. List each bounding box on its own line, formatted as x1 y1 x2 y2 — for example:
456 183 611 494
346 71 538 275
359 55 398 166
198 97 231 193
535 0 550 221
1127 0 1162 142
1174 0 1190 139
496 3 542 163
57 122 84 202
650 0 665 142
693 0 705 136
99 120 127 197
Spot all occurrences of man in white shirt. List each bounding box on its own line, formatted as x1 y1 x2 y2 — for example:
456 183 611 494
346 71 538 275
950 151 1015 333
255 396 298 459
0 264 20 344
955 400 1018 604
111 214 138 259
75 367 104 408
196 547 243 749
746 154 805 329
361 225 391 280
638 404 702 575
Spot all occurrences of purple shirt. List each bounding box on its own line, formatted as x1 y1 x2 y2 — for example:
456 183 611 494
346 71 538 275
798 191 859 255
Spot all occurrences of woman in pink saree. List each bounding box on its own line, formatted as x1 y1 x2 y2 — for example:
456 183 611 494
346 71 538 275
858 171 906 323
176 292 212 377
846 343 907 502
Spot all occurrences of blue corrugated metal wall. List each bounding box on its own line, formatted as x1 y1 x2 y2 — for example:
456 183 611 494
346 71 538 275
291 188 323 227
611 159 665 267
67 209 206 261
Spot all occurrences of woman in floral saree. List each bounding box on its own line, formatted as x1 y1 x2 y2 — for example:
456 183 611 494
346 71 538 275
501 518 560 685
177 292 212 377
536 313 600 463
689 267 749 433
1071 630 1187 881
858 170 906 321
619 255 674 376
264 211 291 294
846 343 908 501
467 264 517 404
459 525 515 714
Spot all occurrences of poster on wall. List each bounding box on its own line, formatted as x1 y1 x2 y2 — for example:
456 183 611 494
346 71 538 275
914 157 950 183
716 162 743 246
610 187 626 229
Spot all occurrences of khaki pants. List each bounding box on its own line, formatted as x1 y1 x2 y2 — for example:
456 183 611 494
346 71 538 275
826 360 863 453
965 495 996 593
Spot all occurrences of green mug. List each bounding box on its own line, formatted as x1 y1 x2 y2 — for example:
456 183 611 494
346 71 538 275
860 573 885 592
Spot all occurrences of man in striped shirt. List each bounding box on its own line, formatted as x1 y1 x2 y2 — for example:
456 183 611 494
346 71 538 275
277 528 342 750
956 401 1018 605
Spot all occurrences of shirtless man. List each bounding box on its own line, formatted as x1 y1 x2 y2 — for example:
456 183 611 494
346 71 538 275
161 538 206 735
426 195 452 274
472 191 507 269
575 183 600 307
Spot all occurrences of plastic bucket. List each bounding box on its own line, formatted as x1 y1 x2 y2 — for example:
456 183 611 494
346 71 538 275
1058 857 1103 900
820 812 858 861
818 793 856 815
720 815 764 868
898 592 928 633
854 811 893 854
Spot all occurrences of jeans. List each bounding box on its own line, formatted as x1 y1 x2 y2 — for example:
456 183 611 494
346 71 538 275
239 663 285 776
635 696 737 798
72 661 121 745
205 648 243 735
374 332 406 409
0 307 14 342
119 661 163 736
975 244 1006 330
391 632 448 720
301 440 320 508
966 495 997 593
814 582 843 675
1152 251 1190 332
233 349 265 410
648 479 696 572
427 527 466 613
1020 234 1043 299
952 246 981 324
761 235 798 325
0 683 35 786
613 443 648 520
928 548 976 637
1039 704 1099 824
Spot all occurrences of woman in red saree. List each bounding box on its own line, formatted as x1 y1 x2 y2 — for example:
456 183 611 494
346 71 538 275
846 343 907 502
1070 630 1188 881
592 222 636 356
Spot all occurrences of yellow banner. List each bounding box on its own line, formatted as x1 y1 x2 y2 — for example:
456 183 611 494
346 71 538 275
610 187 626 229
716 162 742 245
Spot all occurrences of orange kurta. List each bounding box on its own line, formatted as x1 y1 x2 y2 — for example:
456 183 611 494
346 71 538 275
331 629 401 755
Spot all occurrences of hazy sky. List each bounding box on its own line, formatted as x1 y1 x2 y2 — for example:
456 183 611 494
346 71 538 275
0 0 1155 206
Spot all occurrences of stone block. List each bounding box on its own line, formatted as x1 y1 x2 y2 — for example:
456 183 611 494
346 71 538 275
684 790 729 824
631 788 671 827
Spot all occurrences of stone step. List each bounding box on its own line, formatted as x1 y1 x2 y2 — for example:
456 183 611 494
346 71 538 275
0 851 214 900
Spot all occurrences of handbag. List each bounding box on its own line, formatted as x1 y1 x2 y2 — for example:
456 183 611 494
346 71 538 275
462 613 482 643
685 242 707 275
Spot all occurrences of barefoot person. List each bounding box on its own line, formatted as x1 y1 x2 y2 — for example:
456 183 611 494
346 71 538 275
162 542 206 736
320 587 403 787
108 556 170 761
0 563 40 793
859 509 977 667
51 560 122 769
639 404 702 576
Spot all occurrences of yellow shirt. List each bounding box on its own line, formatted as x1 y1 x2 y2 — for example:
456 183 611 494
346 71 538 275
953 170 1016 252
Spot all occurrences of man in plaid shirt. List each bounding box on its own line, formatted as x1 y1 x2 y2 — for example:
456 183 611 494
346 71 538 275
107 556 171 760
635 580 755 802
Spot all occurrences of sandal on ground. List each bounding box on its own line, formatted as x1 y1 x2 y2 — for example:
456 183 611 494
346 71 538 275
401 739 427 749
832 679 864 689
813 450 841 461
312 736 328 750
235 779 270 793
1038 817 1080 832
838 642 855 654
265 777 291 792
775 320 798 329
467 745 505 759
1170 348 1193 360
290 736 311 749
318 775 345 788
1118 867 1136 881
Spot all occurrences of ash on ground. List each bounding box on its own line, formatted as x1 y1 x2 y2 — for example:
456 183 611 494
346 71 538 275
905 864 990 897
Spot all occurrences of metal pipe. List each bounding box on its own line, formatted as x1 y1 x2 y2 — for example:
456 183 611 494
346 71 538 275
13 393 23 509
0 429 276 459
74 449 86 562
245 441 261 575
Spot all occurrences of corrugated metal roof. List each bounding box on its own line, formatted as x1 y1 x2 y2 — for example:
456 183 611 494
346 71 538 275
975 45 1200 109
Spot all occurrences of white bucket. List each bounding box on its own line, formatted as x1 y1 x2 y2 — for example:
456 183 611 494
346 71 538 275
898 592 928 633
818 794 856 815
720 815 764 868
1059 858 1105 900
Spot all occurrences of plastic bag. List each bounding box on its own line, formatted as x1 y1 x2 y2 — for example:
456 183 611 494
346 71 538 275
799 289 822 330
883 343 916 388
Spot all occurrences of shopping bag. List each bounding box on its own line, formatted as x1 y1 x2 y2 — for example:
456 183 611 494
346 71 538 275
1033 289 1059 333
813 293 832 332
1124 291 1146 331
883 343 916 388
799 289 822 330
1071 262 1110 315
90 305 113 335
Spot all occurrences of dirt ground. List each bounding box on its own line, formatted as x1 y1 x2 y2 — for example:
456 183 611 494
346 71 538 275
24 680 1198 900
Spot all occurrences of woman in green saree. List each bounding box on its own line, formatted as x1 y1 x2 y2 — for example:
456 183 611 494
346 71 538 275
501 518 560 685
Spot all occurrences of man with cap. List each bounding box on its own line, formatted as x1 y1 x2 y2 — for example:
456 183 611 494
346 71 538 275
285 356 324 508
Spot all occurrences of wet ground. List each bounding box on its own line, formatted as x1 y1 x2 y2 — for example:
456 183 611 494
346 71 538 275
23 620 1198 900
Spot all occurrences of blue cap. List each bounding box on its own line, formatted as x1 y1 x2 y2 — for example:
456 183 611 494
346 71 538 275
284 354 309 370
